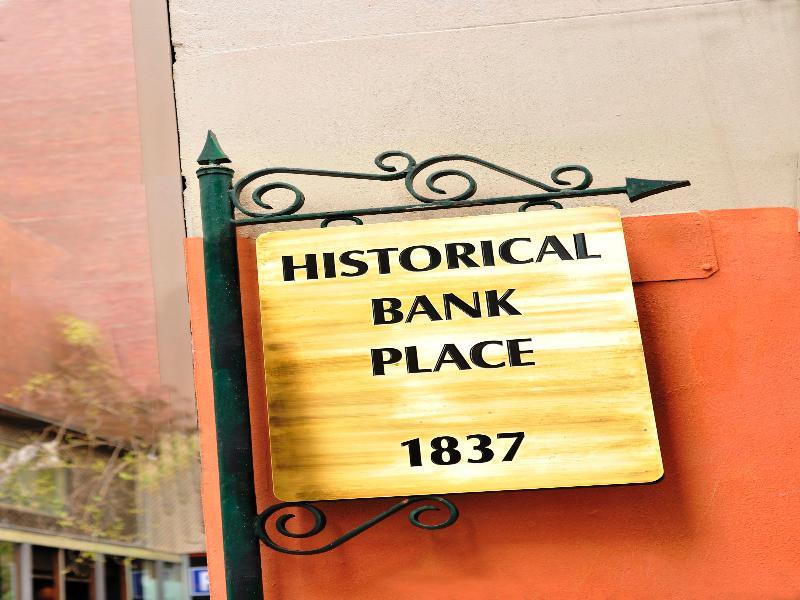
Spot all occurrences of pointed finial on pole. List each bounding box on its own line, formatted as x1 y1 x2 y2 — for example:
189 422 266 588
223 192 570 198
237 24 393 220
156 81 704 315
625 178 690 202
198 130 231 165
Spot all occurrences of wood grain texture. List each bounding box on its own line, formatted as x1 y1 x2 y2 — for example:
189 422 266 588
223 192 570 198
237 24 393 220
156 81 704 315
256 207 662 501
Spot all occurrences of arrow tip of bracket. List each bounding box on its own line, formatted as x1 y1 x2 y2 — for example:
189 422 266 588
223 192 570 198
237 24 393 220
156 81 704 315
625 178 690 202
198 130 232 165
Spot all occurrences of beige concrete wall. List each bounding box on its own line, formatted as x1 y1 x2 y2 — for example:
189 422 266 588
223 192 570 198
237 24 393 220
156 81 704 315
170 0 800 236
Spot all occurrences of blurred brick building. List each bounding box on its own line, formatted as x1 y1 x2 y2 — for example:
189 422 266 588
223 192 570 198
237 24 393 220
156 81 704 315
0 0 159 396
0 1 203 598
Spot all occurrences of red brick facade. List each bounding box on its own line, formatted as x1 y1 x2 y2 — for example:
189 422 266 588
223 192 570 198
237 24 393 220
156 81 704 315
0 0 161 404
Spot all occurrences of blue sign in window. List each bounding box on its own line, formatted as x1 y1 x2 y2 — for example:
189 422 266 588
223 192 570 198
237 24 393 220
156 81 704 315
190 566 210 596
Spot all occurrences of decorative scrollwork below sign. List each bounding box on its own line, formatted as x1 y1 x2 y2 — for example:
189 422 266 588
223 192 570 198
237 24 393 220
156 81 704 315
254 496 459 555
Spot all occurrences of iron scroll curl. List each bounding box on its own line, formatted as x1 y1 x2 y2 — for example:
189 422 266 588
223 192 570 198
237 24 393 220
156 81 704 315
406 155 592 203
230 151 417 219
255 496 459 555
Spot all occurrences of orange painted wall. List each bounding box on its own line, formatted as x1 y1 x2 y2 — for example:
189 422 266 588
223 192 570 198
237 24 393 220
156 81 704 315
186 208 800 599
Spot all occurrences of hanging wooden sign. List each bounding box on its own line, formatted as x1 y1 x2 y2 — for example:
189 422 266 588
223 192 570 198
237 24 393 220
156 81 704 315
256 206 662 501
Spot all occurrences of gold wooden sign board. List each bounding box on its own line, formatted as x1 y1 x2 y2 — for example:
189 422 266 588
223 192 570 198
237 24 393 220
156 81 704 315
256 206 662 501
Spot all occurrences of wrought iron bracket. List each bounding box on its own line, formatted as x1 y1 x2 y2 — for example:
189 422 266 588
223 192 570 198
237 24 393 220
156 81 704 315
198 130 691 230
197 130 690 566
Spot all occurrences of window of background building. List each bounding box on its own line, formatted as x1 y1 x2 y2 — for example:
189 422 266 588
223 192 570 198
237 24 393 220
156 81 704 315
160 561 184 600
103 555 126 600
0 543 15 600
131 559 157 600
63 550 93 600
31 547 57 599
0 442 67 517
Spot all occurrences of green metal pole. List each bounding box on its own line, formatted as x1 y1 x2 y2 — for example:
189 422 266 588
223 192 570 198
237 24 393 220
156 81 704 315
197 131 263 599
